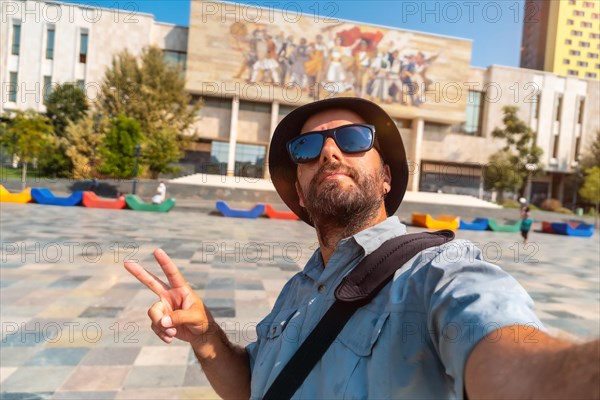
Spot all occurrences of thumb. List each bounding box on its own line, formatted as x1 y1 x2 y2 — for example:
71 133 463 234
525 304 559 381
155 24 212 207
167 307 207 327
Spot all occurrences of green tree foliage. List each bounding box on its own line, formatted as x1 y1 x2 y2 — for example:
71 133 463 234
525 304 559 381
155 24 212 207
98 114 142 179
1 110 54 189
579 130 600 170
485 106 544 200
579 166 600 216
143 127 182 178
98 46 199 177
39 83 89 177
64 112 107 179
483 150 522 203
45 83 89 135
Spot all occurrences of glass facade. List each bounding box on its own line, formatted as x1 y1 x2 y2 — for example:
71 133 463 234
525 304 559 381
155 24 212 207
8 72 18 102
462 90 483 136
11 23 21 55
208 141 266 178
163 50 186 71
46 27 55 59
79 32 88 63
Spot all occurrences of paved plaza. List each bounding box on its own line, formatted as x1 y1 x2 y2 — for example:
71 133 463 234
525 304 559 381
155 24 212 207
1 202 599 399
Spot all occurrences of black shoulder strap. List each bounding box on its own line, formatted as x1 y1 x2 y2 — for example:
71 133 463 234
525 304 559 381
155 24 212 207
263 230 455 400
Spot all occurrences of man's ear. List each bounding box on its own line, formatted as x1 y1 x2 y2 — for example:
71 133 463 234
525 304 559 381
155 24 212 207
295 180 306 208
383 164 391 194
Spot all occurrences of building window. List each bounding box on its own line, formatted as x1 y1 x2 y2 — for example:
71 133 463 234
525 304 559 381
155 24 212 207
11 23 21 55
577 98 585 124
577 61 589 66
571 30 583 36
8 72 18 102
581 21 592 28
567 19 574 25
163 50 187 72
569 0 576 4
46 26 55 60
591 33 600 39
593 13 600 19
79 32 88 63
569 49 581 55
77 80 85 90
583 1 595 7
588 52 599 58
462 90 484 136
43 76 52 103
585 72 598 78
573 10 585 16
565 39 573 44
567 69 579 76
579 41 591 47
208 141 266 178
563 58 571 64
555 95 563 122
596 63 600 69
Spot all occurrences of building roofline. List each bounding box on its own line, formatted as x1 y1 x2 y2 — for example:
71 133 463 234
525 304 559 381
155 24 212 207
44 0 157 20
216 0 472 44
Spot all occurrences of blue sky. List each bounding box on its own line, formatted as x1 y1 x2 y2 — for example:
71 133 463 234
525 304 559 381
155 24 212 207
64 0 527 68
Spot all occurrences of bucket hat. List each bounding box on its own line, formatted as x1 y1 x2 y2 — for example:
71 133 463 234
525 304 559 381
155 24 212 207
268 97 408 225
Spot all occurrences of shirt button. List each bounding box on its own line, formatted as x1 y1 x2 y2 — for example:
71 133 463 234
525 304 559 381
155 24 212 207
318 284 326 293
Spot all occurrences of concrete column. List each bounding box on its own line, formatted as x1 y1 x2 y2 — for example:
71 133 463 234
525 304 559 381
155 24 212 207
410 118 424 192
264 101 279 180
226 96 239 177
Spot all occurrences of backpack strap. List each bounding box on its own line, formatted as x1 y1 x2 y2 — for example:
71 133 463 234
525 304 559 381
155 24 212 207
263 230 455 400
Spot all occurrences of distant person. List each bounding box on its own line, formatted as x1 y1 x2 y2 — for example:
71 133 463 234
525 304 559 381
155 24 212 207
520 206 533 244
152 181 166 204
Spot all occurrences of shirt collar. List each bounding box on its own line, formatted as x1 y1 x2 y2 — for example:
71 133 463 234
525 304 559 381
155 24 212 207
302 217 407 282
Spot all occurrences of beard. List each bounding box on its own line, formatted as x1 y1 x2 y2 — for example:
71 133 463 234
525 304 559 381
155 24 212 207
300 162 387 244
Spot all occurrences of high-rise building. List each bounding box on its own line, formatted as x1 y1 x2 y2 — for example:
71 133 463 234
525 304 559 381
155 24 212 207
520 0 599 80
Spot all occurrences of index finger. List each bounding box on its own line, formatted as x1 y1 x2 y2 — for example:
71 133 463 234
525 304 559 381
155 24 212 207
153 249 188 289
124 260 169 297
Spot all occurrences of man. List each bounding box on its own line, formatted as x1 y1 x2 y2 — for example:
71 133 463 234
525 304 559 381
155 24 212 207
125 97 599 399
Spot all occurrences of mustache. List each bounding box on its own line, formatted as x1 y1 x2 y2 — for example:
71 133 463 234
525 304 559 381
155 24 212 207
312 163 359 185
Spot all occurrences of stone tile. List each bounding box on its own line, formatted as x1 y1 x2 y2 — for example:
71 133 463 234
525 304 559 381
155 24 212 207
80 347 141 365
25 347 90 366
122 365 186 388
1 366 75 392
133 346 190 366
79 307 123 318
51 391 117 399
0 366 18 383
59 366 131 391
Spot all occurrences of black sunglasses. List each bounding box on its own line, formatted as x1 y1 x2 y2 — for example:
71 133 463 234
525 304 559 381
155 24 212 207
287 124 376 164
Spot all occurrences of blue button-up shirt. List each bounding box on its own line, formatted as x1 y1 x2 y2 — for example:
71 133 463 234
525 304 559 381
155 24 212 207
246 217 544 399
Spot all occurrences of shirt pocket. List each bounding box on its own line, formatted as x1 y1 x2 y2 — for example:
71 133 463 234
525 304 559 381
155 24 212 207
337 307 390 356
255 307 300 347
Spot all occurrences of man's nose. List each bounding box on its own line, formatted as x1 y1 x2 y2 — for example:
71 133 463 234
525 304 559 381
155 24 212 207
319 137 343 164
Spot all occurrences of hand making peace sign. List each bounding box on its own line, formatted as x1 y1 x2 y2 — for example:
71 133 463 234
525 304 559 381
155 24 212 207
124 249 216 346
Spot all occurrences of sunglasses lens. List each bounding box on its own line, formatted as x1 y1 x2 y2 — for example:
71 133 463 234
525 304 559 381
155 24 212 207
289 133 324 163
335 125 373 153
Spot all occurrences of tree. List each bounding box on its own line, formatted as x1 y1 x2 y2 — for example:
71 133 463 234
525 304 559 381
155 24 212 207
143 127 182 178
579 166 600 225
98 46 199 176
484 150 522 203
485 106 544 202
98 114 142 179
46 83 89 135
1 110 54 190
64 112 107 179
39 83 89 177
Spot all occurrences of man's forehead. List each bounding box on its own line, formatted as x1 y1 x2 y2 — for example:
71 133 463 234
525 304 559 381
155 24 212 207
300 109 367 134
